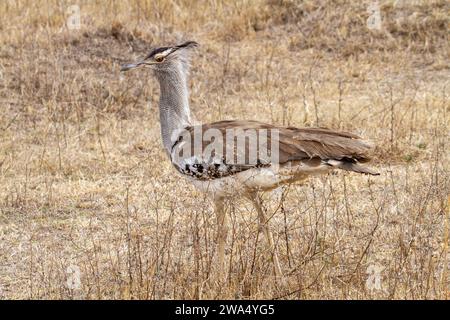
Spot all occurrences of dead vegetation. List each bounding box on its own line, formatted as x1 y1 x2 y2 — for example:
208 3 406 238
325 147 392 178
0 0 448 299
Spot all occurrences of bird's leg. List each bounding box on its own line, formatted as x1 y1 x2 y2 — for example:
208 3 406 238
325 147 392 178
248 192 283 278
214 197 229 279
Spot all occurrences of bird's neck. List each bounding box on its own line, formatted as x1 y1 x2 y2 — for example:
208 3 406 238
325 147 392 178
156 65 192 154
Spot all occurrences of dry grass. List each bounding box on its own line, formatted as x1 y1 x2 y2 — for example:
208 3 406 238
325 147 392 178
0 0 448 299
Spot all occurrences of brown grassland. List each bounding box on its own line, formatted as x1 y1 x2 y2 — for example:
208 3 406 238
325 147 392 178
0 0 448 299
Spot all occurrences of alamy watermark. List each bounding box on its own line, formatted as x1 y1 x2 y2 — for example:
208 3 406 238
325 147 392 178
171 127 280 169
367 1 382 30
66 264 81 290
366 264 385 293
66 5 81 30
0 64 4 83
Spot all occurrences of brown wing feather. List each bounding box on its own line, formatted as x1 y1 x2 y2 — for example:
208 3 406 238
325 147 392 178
199 120 374 162
173 120 378 179
280 127 373 163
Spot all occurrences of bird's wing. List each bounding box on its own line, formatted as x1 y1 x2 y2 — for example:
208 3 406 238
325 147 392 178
170 120 378 180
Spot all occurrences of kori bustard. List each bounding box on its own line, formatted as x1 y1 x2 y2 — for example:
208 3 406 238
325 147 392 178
121 41 378 278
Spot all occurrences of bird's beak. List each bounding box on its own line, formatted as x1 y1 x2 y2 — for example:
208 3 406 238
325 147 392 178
121 63 139 72
121 60 155 72
120 62 143 72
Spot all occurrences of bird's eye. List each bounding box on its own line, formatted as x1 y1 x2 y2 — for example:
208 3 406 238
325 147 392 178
155 55 164 62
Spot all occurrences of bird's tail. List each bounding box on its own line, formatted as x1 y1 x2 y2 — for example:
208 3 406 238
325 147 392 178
325 159 380 176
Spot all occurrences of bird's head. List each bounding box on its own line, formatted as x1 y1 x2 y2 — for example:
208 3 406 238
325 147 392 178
120 41 198 75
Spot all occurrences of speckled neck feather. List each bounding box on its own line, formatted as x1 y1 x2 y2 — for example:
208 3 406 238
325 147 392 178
156 60 192 154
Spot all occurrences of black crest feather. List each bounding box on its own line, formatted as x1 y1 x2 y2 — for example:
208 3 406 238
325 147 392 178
175 41 199 49
144 41 198 60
